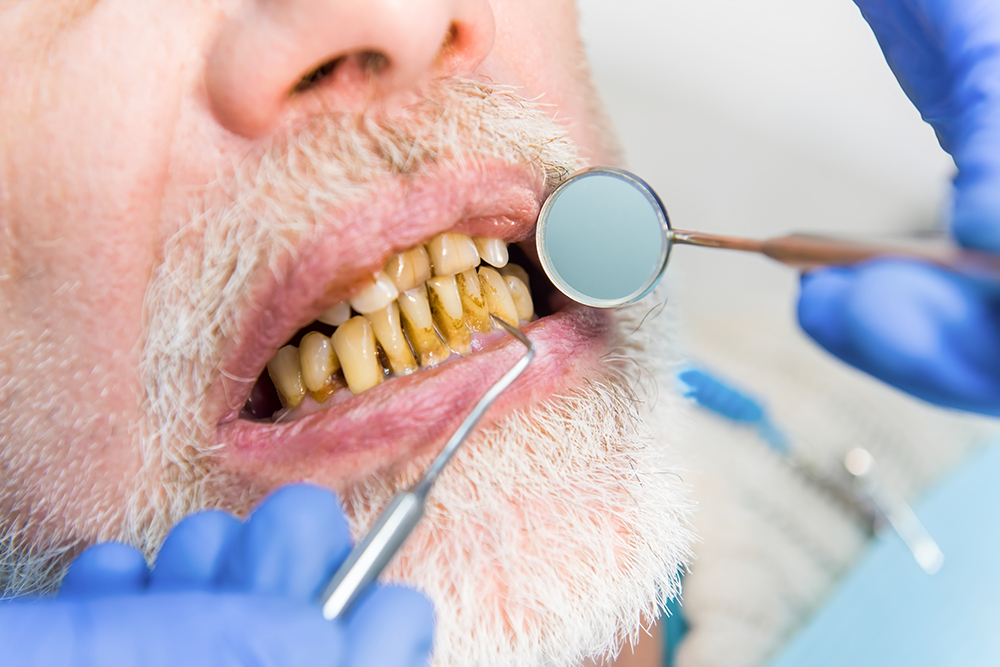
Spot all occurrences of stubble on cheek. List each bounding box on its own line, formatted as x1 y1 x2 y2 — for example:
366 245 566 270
131 76 583 544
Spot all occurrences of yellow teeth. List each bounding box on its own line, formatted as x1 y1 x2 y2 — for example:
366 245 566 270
427 232 480 276
317 301 351 327
398 284 452 367
299 331 340 393
478 266 519 327
332 316 384 395
259 238 534 411
455 268 491 333
384 247 432 292
427 274 472 355
499 264 530 291
267 345 306 409
503 274 534 322
473 237 508 268
349 271 399 315
366 302 418 376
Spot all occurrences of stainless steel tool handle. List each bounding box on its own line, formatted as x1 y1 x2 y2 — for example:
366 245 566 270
319 491 425 621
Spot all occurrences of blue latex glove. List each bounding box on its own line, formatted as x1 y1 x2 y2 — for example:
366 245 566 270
798 0 1000 415
0 485 434 667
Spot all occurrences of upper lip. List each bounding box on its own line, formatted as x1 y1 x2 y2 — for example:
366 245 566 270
208 158 551 425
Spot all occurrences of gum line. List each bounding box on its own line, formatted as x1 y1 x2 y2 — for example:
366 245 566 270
264 232 534 410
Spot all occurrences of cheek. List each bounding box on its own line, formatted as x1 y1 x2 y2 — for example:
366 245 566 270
480 0 617 164
0 3 219 505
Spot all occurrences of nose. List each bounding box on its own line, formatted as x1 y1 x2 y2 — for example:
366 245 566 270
206 0 495 138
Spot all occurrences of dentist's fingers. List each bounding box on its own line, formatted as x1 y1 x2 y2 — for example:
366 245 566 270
854 0 1000 252
217 484 353 600
149 510 242 590
58 543 149 597
345 585 436 667
1 592 350 667
798 260 1000 414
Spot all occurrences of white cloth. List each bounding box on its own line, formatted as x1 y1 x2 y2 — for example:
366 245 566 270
671 298 997 667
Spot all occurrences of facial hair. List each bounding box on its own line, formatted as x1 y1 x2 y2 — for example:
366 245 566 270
343 296 693 667
1 76 693 667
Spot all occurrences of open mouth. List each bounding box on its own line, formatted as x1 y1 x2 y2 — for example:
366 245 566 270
212 162 610 493
242 232 556 422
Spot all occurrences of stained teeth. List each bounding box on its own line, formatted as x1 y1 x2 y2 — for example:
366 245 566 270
397 284 451 367
260 237 532 413
366 302 418 376
267 345 306 409
349 271 399 314
477 266 519 327
427 275 472 355
384 247 432 292
503 275 534 322
299 331 340 393
427 233 480 276
473 237 508 268
318 301 351 326
455 268 491 333
499 263 530 291
332 316 384 394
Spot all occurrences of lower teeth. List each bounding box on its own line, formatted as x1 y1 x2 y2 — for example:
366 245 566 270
246 236 536 419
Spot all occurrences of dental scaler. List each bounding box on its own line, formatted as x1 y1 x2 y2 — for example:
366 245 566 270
535 166 1000 308
318 315 533 621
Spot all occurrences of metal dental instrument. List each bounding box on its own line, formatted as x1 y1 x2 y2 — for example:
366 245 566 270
318 315 534 621
536 166 1000 308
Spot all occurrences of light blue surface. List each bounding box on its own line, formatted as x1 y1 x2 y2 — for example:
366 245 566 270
767 442 1000 667
541 172 666 303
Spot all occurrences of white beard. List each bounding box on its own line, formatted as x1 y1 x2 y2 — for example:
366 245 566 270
341 299 694 667
0 76 694 667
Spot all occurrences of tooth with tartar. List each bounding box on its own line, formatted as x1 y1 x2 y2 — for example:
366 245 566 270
455 268 491 333
332 316 383 394
473 237 508 268
384 246 432 292
478 266 519 327
349 271 399 314
299 331 340 393
366 302 418 376
427 232 480 276
499 263 530 290
427 275 471 355
267 345 306 409
317 301 351 326
398 284 451 367
503 275 534 322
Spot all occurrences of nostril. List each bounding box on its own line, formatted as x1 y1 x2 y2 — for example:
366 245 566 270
292 51 390 94
293 56 344 93
441 22 459 52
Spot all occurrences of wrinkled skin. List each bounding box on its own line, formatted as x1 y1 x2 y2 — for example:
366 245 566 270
0 0 616 565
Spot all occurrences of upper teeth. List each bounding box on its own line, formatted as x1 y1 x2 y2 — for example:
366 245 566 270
427 232 480 276
265 233 534 410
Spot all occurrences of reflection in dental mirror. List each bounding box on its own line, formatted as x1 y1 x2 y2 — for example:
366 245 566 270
536 167 672 308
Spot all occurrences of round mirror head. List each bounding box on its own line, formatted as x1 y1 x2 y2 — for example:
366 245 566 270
536 167 672 308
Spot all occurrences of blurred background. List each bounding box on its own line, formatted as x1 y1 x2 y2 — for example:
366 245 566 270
576 0 955 320
573 6 994 665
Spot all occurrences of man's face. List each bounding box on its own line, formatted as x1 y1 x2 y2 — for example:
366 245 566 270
0 1 691 664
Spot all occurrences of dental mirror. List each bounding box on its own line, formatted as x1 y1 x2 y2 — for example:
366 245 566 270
537 167 1000 308
536 167 672 308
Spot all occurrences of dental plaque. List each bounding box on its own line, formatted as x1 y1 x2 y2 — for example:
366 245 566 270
245 233 535 421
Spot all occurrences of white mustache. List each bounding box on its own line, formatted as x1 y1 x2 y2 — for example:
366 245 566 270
135 76 584 559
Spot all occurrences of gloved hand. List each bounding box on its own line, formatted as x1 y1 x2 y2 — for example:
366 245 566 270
798 0 1000 415
0 485 434 667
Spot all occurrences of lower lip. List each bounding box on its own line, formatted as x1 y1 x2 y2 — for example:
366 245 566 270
217 305 612 491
